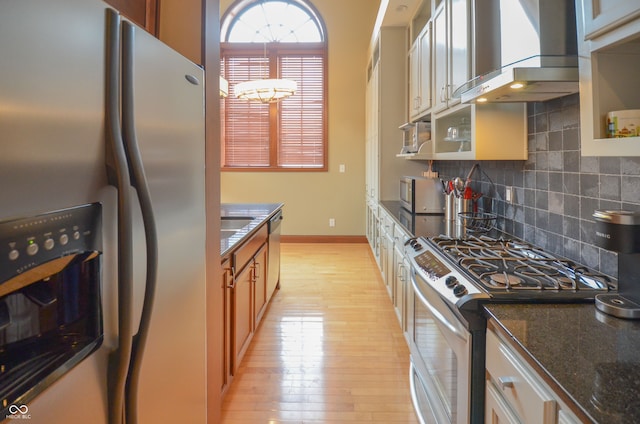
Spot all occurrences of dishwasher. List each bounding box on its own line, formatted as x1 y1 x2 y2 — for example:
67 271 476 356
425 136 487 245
267 210 283 297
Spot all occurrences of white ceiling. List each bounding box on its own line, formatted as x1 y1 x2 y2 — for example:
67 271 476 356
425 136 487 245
380 0 420 27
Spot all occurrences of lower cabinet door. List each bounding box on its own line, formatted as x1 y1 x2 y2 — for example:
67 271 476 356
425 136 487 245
253 243 268 327
232 264 253 374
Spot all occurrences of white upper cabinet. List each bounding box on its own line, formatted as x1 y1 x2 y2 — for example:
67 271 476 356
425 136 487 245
581 0 640 40
575 0 640 156
377 0 527 161
409 22 432 120
433 0 470 114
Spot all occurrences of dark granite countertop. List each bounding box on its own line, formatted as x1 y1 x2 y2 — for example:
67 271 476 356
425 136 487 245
485 303 640 423
220 203 283 258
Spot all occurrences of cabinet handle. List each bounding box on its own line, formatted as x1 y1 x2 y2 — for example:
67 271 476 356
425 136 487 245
397 263 405 282
225 266 237 289
254 261 261 280
498 376 516 390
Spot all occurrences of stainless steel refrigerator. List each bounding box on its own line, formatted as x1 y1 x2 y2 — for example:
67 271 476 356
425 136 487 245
0 0 207 423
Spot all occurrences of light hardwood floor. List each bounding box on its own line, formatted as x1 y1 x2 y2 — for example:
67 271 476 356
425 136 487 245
221 243 419 424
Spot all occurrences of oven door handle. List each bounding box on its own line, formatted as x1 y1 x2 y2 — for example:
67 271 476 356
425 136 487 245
409 362 428 424
411 274 467 342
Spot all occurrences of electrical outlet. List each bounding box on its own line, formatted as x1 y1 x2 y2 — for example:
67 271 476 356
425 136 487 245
329 218 335 227
339 164 345 173
506 186 514 204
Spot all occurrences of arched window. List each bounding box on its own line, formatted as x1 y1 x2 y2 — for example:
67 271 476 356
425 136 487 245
221 0 328 170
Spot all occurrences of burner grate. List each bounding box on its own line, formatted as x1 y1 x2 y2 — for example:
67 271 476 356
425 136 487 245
431 236 614 294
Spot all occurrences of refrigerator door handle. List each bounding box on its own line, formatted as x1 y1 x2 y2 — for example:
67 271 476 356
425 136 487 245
104 8 134 424
120 20 159 424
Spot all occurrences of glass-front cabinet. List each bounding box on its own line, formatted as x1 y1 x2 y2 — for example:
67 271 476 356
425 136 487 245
576 0 640 156
433 103 527 160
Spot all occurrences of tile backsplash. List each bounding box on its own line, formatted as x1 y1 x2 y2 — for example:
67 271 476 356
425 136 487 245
435 93 640 279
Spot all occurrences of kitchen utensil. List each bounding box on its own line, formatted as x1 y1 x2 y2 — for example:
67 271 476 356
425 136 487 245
445 192 456 221
464 163 479 188
440 179 448 194
454 177 465 197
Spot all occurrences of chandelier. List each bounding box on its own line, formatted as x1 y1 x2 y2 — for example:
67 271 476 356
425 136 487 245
234 78 297 103
219 76 229 98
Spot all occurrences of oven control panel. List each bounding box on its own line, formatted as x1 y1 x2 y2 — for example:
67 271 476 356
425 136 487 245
407 237 485 306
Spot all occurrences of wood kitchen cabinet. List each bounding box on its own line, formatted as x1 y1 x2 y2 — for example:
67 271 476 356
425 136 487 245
232 258 253 375
221 257 232 396
222 223 269 384
104 0 158 35
575 0 640 156
253 243 268 326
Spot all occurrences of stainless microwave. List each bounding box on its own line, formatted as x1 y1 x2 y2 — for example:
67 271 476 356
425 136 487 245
400 176 444 214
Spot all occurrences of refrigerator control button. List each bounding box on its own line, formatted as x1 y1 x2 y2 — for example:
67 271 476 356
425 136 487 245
27 243 39 256
8 249 19 261
44 238 55 250
59 234 69 245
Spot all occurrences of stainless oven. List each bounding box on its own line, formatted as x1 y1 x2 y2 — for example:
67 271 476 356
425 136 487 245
407 246 478 424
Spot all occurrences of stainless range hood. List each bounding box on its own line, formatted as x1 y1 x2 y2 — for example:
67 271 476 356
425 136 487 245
456 0 578 104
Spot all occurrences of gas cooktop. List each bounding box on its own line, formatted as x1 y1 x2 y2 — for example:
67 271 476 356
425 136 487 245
408 235 617 309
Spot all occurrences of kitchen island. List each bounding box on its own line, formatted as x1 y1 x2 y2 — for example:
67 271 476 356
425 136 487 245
219 202 283 397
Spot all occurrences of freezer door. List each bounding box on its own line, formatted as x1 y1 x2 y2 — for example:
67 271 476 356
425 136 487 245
1 1 113 423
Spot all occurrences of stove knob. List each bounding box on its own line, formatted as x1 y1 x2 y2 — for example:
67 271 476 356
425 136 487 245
445 276 458 288
453 284 468 297
414 243 422 250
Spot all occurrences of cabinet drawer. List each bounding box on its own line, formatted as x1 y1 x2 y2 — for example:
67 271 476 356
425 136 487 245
233 224 268 273
486 330 556 423
393 224 410 246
